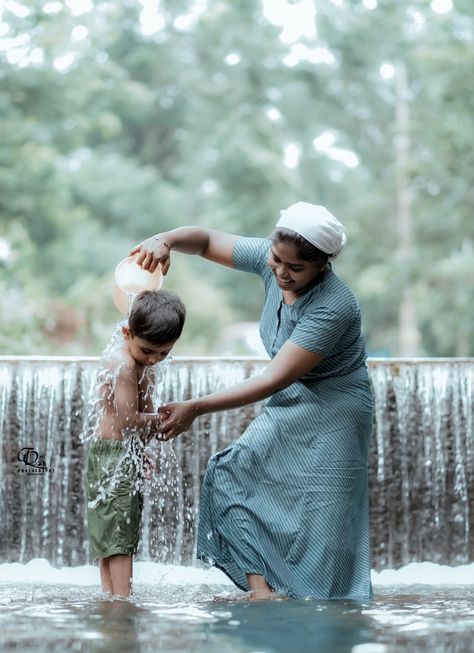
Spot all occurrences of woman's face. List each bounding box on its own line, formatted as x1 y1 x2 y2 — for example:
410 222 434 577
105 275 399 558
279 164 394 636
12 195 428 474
267 240 323 293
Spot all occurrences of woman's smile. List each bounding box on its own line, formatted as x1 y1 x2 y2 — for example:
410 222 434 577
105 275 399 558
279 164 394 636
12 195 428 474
268 241 321 293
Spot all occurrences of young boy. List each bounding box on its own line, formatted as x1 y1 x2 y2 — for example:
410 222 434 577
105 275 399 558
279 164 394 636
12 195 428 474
86 289 186 597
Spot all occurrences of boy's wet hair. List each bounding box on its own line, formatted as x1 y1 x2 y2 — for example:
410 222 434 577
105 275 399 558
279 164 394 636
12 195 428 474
128 290 186 345
272 227 330 268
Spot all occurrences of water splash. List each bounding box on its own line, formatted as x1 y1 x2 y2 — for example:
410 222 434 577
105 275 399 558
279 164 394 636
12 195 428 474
1 559 474 653
81 323 168 444
81 324 176 563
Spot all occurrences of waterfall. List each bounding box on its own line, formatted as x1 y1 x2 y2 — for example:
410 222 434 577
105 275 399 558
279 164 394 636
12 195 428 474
1 360 97 566
369 360 473 568
0 357 472 569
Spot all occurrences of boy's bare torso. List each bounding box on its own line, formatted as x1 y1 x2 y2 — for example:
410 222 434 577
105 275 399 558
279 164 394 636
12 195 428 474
96 342 152 441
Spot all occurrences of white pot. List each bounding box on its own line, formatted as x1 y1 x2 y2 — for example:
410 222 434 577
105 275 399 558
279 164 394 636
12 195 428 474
113 256 163 314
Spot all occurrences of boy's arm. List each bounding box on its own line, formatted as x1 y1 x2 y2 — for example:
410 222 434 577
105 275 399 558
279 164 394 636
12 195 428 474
114 364 162 436
139 371 156 414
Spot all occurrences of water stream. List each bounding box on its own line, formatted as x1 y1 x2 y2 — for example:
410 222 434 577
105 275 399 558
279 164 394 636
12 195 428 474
0 357 472 569
1 356 473 652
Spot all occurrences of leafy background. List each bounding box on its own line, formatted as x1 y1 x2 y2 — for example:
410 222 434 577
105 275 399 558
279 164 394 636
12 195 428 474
1 0 472 356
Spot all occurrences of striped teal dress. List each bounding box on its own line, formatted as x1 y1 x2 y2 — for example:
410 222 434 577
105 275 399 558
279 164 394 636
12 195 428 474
197 237 374 601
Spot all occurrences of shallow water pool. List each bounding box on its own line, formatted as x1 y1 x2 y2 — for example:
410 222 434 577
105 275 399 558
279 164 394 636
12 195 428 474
1 561 473 653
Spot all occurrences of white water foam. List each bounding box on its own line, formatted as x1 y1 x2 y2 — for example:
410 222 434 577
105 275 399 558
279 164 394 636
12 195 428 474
371 561 474 586
0 559 233 586
0 559 473 587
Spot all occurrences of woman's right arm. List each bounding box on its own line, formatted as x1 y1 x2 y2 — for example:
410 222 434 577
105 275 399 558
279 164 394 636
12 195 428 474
130 227 239 274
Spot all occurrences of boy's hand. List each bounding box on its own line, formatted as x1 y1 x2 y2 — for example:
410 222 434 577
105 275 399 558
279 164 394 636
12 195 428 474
157 401 197 440
143 452 152 480
130 236 171 275
143 449 159 479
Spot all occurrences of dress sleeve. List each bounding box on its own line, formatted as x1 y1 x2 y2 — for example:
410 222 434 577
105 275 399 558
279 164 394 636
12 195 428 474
290 303 354 356
232 237 270 276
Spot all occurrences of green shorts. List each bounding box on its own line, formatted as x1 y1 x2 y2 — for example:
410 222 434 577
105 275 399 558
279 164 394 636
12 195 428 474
86 439 143 560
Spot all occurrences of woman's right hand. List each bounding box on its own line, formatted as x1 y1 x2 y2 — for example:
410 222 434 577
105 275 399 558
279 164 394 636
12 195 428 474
130 235 171 274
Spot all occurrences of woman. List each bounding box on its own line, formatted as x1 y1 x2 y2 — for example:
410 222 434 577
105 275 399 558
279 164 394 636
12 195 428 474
130 201 374 602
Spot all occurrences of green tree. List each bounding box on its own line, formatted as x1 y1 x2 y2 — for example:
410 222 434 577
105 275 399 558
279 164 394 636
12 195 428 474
0 0 472 356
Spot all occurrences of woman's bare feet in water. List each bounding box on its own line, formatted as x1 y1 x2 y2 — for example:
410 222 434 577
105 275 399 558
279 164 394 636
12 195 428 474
211 574 287 603
247 574 284 601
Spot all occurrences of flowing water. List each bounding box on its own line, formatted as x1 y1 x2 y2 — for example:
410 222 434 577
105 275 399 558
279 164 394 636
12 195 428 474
0 560 473 653
1 356 472 568
0 355 473 652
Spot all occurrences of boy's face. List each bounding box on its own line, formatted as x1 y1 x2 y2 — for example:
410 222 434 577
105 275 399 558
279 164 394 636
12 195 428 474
122 327 177 366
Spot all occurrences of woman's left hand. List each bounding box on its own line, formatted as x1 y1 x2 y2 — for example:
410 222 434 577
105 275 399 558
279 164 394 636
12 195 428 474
157 401 198 440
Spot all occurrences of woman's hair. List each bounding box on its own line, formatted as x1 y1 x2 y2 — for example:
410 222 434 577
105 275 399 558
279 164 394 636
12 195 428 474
271 228 330 268
128 290 186 345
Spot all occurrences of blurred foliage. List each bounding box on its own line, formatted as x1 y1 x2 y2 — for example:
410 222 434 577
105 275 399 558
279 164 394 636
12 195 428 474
0 0 472 356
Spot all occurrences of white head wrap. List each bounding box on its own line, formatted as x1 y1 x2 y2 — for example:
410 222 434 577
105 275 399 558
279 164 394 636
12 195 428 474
276 201 347 260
